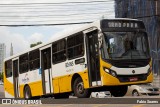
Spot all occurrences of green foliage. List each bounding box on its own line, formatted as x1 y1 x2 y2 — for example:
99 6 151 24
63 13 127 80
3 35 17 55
30 41 42 48
0 72 3 82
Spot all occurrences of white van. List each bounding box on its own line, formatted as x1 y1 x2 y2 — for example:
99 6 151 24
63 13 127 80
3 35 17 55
91 91 111 98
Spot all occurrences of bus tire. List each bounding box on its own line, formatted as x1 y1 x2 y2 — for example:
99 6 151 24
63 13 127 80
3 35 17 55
110 86 128 97
24 86 32 99
73 77 91 98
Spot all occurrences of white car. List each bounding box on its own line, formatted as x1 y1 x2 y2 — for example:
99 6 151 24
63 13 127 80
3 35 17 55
128 83 160 96
0 81 3 85
91 91 111 98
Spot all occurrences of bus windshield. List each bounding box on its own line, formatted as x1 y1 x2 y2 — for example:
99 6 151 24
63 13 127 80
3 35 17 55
102 32 150 60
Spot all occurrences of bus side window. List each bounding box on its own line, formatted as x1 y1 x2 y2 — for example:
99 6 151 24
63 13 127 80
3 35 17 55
19 53 29 74
67 32 84 60
5 60 12 78
29 49 40 71
52 39 66 64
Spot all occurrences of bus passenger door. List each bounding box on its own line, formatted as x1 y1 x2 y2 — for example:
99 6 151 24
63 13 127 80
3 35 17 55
41 47 53 95
86 30 101 86
12 59 20 98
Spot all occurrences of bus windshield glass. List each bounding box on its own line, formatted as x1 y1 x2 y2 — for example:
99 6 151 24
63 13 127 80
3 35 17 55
102 32 150 60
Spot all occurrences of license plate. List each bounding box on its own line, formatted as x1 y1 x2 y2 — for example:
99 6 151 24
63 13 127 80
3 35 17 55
129 77 138 81
152 91 159 94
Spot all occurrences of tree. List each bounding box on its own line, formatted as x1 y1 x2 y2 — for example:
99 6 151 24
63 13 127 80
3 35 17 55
0 72 3 82
30 41 42 48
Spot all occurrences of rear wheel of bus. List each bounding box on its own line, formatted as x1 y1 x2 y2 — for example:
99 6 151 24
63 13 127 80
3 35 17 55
73 77 91 98
24 86 32 99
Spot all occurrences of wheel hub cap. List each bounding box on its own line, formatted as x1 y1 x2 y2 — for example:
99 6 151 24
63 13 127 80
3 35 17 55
77 82 84 94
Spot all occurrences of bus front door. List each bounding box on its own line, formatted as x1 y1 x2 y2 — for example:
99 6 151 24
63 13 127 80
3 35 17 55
86 30 101 87
41 47 53 95
12 59 20 98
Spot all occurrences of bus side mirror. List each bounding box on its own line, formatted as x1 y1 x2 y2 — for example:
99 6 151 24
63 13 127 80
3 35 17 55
98 36 102 49
99 41 102 49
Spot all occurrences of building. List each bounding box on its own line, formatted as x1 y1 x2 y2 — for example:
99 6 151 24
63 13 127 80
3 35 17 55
10 43 13 56
0 43 6 73
114 0 160 87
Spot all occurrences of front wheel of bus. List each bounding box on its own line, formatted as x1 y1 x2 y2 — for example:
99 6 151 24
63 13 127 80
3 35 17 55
110 86 128 97
24 86 32 99
73 77 91 98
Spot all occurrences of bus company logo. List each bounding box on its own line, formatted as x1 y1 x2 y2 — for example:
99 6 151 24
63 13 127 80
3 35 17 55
132 70 135 74
2 99 42 104
22 73 29 83
2 99 11 104
65 61 74 68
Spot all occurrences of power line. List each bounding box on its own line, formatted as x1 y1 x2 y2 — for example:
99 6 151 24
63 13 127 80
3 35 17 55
0 0 112 5
0 11 110 18
0 21 92 27
0 2 112 7
0 9 109 13
0 3 110 13
0 0 114 26
0 8 152 18
0 16 99 22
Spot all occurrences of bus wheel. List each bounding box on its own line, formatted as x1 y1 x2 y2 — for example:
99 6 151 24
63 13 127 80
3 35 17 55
24 86 32 99
110 86 128 97
73 77 91 98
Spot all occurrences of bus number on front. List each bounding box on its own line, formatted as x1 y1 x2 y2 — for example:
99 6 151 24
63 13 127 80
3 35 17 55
65 61 74 68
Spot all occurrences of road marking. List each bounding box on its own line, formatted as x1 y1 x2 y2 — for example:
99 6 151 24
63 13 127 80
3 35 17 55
23 104 40 107
132 104 146 107
54 104 73 107
93 104 108 107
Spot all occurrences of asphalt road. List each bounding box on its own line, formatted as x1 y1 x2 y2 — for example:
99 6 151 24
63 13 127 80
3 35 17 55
0 104 159 107
0 85 4 98
0 85 159 107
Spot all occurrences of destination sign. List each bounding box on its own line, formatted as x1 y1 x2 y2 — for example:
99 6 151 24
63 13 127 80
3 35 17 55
101 20 145 29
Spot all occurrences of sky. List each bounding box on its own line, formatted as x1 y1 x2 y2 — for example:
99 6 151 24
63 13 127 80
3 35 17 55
0 0 115 57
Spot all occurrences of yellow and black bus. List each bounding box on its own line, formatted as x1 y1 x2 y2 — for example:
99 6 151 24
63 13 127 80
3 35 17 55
3 18 153 99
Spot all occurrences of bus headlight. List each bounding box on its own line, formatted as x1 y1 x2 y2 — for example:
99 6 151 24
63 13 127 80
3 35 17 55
104 67 109 73
103 67 117 77
110 71 117 77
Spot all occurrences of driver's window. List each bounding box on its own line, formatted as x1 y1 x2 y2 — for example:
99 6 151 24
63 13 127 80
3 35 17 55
109 38 115 53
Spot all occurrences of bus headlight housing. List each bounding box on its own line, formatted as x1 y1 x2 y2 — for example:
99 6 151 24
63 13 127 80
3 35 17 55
103 67 117 77
147 67 152 76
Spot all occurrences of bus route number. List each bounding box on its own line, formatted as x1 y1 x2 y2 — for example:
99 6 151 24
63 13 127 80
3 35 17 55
65 61 74 68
